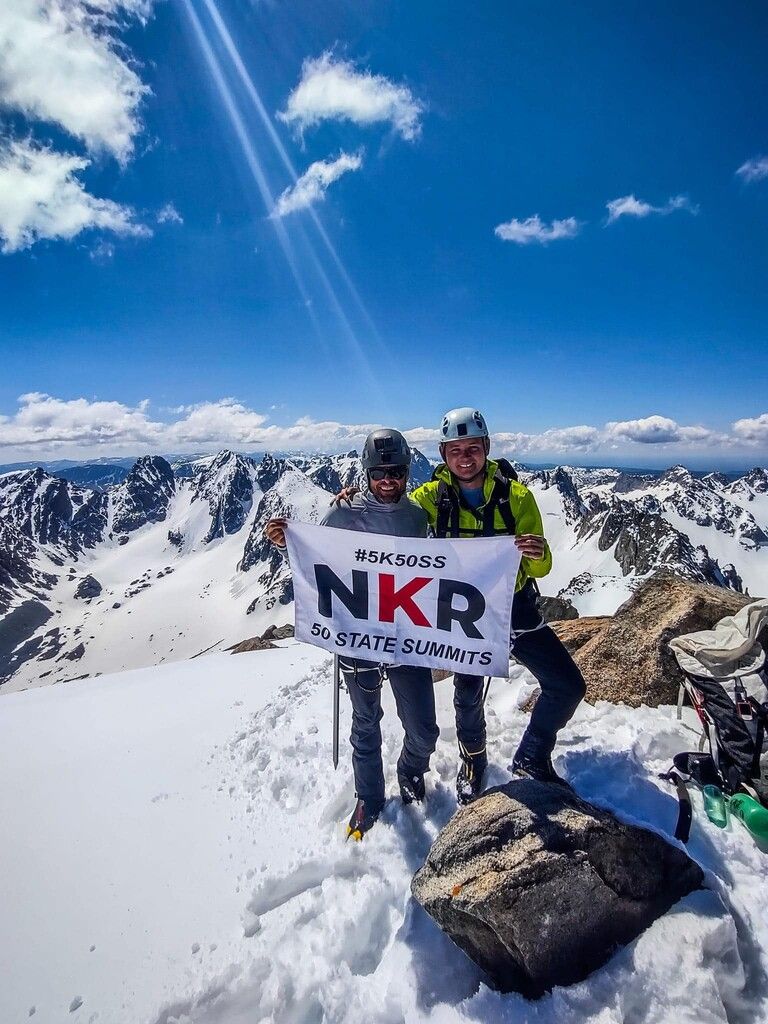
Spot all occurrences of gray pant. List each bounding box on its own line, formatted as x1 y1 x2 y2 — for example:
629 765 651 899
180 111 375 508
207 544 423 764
340 658 439 808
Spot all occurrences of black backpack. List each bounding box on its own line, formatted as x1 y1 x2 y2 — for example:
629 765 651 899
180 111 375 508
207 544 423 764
433 457 518 539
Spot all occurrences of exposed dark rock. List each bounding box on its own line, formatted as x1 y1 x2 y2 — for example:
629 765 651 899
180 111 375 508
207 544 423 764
167 529 183 548
0 468 108 553
721 563 744 593
0 521 57 615
551 571 760 706
538 468 587 525
117 535 130 546
111 456 176 534
0 599 54 683
254 453 288 493
579 497 739 588
261 623 294 641
411 779 703 996
74 575 102 600
409 448 435 489
537 595 579 622
227 636 276 653
613 472 655 494
743 467 768 494
306 451 361 495
191 451 257 543
60 642 86 661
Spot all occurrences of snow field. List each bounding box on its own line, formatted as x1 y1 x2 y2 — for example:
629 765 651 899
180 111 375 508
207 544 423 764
3 642 768 1023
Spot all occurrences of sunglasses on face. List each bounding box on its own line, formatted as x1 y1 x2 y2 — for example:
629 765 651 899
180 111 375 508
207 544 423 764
369 466 408 481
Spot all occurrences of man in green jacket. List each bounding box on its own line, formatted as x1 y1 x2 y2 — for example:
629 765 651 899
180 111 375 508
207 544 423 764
410 407 586 802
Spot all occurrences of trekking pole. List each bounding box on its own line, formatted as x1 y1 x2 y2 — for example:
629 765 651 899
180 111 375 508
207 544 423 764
332 654 341 770
481 676 492 706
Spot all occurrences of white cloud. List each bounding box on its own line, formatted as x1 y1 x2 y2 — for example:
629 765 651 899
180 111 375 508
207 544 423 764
736 156 768 184
497 426 602 454
0 394 378 457
272 151 363 218
0 0 151 163
0 395 763 462
0 392 160 447
166 400 268 445
278 52 423 141
0 140 150 253
157 202 183 225
605 193 698 224
606 414 682 444
733 413 768 442
605 415 720 446
494 215 581 246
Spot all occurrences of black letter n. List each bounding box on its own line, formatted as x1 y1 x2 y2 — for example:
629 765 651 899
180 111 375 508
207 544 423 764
315 565 369 620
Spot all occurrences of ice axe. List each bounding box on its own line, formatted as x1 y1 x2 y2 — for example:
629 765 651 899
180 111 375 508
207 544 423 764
332 654 342 769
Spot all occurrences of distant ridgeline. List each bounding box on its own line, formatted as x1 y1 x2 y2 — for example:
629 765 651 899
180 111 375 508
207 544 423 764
0 451 766 689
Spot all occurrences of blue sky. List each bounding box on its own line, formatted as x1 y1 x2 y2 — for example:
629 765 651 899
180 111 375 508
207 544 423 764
0 0 767 467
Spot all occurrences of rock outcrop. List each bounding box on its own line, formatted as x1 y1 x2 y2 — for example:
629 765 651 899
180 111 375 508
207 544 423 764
0 468 108 553
191 451 258 543
537 594 579 622
0 521 57 615
411 779 704 996
228 623 294 654
74 575 102 600
111 456 176 535
551 571 760 706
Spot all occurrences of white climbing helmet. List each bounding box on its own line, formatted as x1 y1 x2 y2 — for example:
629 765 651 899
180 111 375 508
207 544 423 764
440 407 489 442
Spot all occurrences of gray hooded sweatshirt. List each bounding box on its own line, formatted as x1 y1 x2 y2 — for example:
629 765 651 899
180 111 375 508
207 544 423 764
320 489 427 539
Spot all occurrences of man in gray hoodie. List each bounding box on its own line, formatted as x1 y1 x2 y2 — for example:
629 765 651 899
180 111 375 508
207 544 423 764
264 429 439 840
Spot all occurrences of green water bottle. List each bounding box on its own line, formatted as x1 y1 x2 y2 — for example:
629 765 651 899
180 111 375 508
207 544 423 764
703 785 728 828
729 793 768 840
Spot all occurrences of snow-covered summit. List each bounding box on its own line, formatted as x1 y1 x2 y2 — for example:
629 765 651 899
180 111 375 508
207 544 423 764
1 646 766 1023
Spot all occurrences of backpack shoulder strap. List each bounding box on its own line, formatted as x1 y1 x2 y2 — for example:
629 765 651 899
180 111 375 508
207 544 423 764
482 463 517 536
434 479 461 538
495 457 519 482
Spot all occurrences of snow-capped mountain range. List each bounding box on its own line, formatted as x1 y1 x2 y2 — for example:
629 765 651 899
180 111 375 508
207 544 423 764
1 451 767 691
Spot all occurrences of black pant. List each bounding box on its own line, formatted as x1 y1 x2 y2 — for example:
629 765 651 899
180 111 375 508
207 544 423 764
454 609 586 761
340 659 439 808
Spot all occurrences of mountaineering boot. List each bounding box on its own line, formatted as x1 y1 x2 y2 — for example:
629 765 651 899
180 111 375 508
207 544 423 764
346 798 383 841
511 750 570 787
456 750 487 805
398 769 426 805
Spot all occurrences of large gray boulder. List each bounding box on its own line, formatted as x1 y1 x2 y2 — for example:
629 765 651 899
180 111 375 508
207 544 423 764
551 571 762 706
411 779 703 997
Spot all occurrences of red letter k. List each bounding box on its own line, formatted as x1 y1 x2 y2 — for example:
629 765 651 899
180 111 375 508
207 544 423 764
378 574 431 627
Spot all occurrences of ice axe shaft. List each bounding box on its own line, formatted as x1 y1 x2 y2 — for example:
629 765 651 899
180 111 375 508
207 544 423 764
332 654 341 769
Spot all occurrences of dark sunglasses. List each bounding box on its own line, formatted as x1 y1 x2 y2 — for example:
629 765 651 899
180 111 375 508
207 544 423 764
369 466 408 481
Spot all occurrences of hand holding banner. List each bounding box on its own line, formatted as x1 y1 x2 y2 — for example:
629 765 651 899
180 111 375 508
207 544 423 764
285 522 521 677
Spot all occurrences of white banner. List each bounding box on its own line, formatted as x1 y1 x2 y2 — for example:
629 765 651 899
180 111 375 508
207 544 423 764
285 522 520 677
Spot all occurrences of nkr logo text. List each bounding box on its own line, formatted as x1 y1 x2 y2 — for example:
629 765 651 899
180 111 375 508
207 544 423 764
314 565 486 639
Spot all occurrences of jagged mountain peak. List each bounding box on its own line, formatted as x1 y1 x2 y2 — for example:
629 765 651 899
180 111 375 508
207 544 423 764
743 467 768 494
111 455 176 536
0 466 107 553
659 464 695 486
192 450 259 543
127 454 175 486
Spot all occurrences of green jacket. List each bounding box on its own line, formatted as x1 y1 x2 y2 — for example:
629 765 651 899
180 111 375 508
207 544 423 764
410 460 552 592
